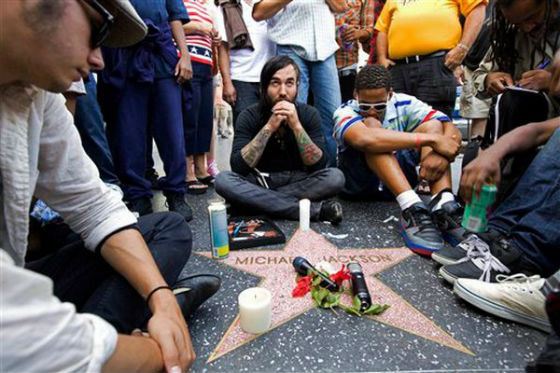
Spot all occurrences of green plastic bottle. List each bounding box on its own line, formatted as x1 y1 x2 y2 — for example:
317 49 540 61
462 184 497 233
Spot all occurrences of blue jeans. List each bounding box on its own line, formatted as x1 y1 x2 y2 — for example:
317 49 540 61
102 77 186 200
232 80 260 128
183 63 214 155
276 46 341 167
488 128 560 274
26 212 192 333
215 168 345 220
74 73 119 185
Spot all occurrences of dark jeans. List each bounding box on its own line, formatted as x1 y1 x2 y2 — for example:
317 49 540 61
74 73 119 185
232 80 260 128
215 168 345 220
338 147 419 200
26 212 192 333
488 128 560 275
184 63 214 156
338 69 357 103
390 56 456 118
102 77 186 201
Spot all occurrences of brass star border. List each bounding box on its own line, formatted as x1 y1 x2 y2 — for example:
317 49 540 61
198 228 473 363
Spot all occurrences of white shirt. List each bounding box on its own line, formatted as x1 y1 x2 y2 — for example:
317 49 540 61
0 250 118 372
216 0 276 82
0 84 137 266
254 0 339 62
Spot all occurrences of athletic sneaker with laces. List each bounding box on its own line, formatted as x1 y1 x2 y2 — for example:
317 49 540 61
429 191 466 246
439 235 541 284
454 274 550 333
165 192 193 222
400 202 444 256
432 230 505 266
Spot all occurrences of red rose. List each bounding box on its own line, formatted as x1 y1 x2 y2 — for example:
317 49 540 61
330 265 351 287
292 275 312 297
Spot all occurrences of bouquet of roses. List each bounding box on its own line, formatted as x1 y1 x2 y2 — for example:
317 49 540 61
292 263 389 316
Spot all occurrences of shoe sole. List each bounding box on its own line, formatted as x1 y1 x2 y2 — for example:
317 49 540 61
454 281 551 333
432 251 462 266
438 266 458 284
399 227 441 257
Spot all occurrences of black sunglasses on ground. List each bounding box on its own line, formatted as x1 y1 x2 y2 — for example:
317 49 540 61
80 0 115 48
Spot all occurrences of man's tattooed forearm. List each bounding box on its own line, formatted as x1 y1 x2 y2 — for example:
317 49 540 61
241 127 273 167
295 130 323 165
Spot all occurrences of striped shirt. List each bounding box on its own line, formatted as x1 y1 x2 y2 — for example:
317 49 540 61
254 0 339 62
333 93 450 151
184 0 215 65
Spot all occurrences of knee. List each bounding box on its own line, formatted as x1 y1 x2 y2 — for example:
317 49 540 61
215 171 238 196
322 168 346 192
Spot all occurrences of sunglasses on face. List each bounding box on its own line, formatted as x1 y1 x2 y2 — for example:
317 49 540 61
80 0 115 48
358 101 387 112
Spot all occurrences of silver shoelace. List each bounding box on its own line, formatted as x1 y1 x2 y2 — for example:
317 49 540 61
457 235 511 282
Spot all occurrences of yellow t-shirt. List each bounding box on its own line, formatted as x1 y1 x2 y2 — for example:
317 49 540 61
375 0 487 59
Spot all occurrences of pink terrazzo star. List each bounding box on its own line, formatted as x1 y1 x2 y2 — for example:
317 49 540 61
199 228 472 362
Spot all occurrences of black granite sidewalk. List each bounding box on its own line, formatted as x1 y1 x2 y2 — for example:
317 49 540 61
162 189 547 373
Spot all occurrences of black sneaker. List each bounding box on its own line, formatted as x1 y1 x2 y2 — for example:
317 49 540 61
127 197 153 217
400 202 444 256
146 168 161 190
429 190 467 246
439 236 541 284
433 230 502 266
318 200 343 225
165 192 193 222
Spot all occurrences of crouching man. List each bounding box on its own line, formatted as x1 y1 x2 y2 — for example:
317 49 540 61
333 65 463 255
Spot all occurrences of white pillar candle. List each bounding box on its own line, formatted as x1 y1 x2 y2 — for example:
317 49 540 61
238 287 272 334
299 199 310 231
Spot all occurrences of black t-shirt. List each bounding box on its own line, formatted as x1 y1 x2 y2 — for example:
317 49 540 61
230 103 328 175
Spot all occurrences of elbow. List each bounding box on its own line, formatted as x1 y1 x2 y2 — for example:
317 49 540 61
252 8 267 22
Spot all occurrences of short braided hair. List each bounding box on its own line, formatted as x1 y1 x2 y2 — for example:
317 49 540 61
355 64 391 92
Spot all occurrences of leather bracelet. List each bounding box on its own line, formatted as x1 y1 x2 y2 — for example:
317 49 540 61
146 285 172 306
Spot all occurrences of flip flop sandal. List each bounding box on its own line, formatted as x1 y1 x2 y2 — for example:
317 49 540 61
197 175 215 185
187 180 208 195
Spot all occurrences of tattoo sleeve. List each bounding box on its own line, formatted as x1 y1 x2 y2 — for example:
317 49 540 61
241 126 273 168
294 127 323 165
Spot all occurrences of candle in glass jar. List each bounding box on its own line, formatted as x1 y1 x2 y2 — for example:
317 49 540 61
238 287 272 334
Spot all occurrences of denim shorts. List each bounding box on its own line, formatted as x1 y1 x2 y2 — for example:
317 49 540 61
338 147 419 200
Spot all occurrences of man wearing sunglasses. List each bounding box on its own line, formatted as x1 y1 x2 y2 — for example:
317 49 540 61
333 65 464 256
0 1 212 372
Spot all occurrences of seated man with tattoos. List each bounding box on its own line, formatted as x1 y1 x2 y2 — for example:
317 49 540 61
215 56 345 224
333 65 463 255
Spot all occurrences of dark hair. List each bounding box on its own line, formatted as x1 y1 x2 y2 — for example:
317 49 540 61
259 56 300 110
490 0 558 74
354 64 391 91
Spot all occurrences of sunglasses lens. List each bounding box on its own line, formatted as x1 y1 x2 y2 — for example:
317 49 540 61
374 103 387 111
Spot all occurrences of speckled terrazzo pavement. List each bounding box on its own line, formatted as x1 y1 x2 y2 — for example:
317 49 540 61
153 189 547 373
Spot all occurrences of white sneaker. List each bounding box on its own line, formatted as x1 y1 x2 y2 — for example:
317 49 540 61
454 274 551 333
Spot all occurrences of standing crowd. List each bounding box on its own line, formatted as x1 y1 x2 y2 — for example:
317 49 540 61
0 0 559 371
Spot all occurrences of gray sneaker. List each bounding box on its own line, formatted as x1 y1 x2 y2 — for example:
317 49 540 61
400 202 444 256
